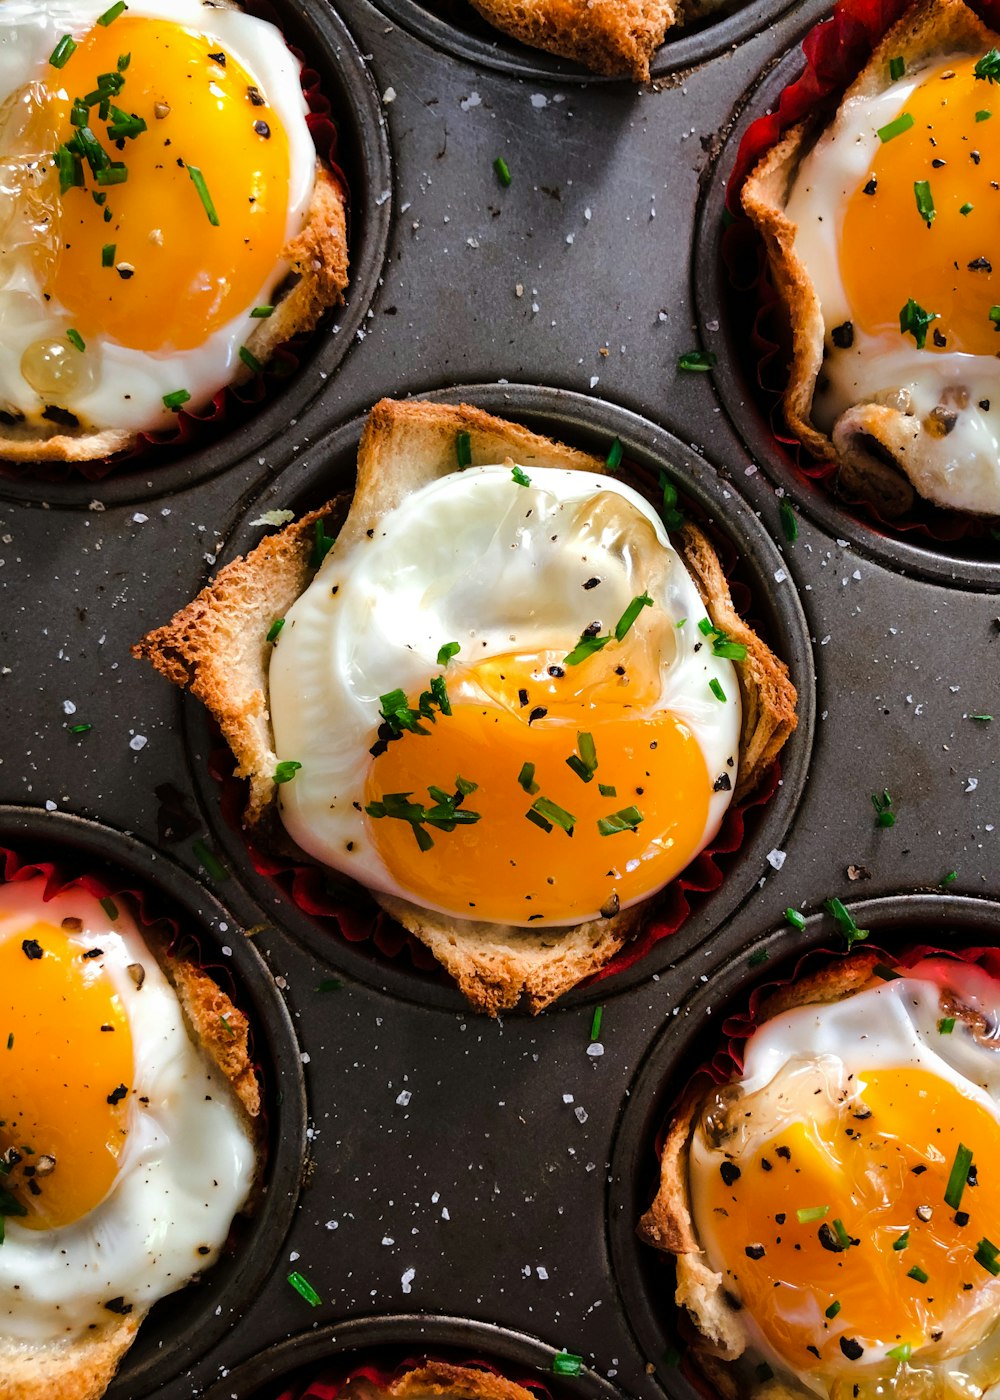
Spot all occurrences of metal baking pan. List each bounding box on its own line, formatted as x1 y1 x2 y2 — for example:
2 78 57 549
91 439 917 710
0 0 996 1395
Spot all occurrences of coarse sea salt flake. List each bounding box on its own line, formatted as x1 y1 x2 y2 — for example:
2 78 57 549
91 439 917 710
767 848 786 870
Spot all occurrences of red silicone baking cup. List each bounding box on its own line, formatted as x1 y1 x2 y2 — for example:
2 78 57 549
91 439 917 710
1 54 348 486
270 1359 554 1400
724 0 1000 541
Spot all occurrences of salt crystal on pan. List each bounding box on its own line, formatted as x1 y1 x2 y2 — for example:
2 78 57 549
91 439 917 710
45 800 56 812
767 848 786 870
589 375 599 389
966 777 979 793
537 1266 548 1279
132 512 148 524
129 735 147 751
530 93 548 108
587 1043 604 1057
401 1268 415 1293
562 1093 574 1104
382 86 396 102
382 1236 395 1246
574 1105 588 1124
774 568 787 584
396 1089 412 1106
62 700 76 714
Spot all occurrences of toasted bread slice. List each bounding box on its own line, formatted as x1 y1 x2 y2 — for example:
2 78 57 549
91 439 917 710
636 950 995 1395
465 0 677 80
1 119 348 463
743 0 995 515
0 908 261 1400
134 397 797 1014
390 1363 541 1400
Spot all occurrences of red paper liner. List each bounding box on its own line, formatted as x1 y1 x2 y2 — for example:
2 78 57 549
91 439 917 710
3 45 349 487
269 1359 555 1400
722 0 1000 544
209 459 790 994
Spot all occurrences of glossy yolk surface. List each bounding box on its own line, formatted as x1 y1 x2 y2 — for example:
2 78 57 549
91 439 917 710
703 1066 1000 1373
364 642 711 923
35 17 290 351
842 55 1000 356
0 919 132 1229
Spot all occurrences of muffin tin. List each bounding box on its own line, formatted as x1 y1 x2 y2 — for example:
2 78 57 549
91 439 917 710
1 0 998 1395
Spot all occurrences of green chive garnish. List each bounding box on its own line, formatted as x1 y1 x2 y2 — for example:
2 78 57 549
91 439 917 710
566 731 598 784
940 870 958 886
677 349 717 373
517 762 539 795
251 304 274 318
102 243 116 267
493 155 511 186
99 896 119 921
970 713 993 722
186 164 220 225
785 908 806 931
552 1353 583 1377
49 35 78 68
823 897 869 950
97 1 128 24
975 48 1000 82
117 51 131 70
531 796 575 834
832 1218 852 1249
266 618 285 642
913 179 935 225
163 389 190 411
605 437 624 472
239 345 262 373
68 722 92 735
709 678 726 702
310 518 336 567
317 977 342 991
826 1300 842 1319
887 1344 911 1363
598 783 617 798
779 499 798 542
888 55 905 79
192 838 227 882
614 592 652 642
713 639 748 661
872 789 896 827
95 164 128 186
287 1271 322 1305
977 108 992 121
988 306 1000 325
563 594 652 666
961 202 974 215
511 465 531 487
597 806 643 836
975 1238 1000 1275
893 1229 910 1251
5 1035 12 1051
944 1143 973 1210
939 1017 956 1034
274 760 302 784
878 111 915 142
899 297 938 349
590 1005 603 1041
747 948 769 967
455 429 472 469
797 1205 830 1223
437 641 460 666
66 329 85 352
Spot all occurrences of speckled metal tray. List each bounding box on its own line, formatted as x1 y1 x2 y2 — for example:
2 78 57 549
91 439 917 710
1 0 998 1396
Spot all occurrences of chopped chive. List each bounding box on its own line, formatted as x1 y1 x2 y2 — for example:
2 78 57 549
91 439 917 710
747 948 769 967
940 870 958 886
975 47 1000 82
251 304 274 318
779 499 798 542
614 592 652 642
977 108 993 121
455 775 478 796
975 1238 1000 1275
697 618 715 636
95 165 128 186
590 1005 603 1041
605 436 623 471
908 1264 929 1284
49 34 78 68
55 145 84 194
939 1017 956 1034
899 297 938 349
552 1353 583 1377
517 762 539 795
102 243 116 268
888 55 905 79
106 107 147 141
66 329 85 353
192 838 227 881
186 164 220 226
316 977 342 991
832 1218 852 1249
511 465 531 487
310 518 336 567
68 722 92 735
878 111 914 142
437 641 460 666
266 618 285 642
823 897 869 950
99 896 119 921
598 783 617 798
219 1013 236 1039
944 1143 973 1210
455 429 472 469
887 1344 911 1363
567 732 598 783
658 469 685 529
825 1300 842 1319
239 345 262 373
5 1035 11 1051
709 678 726 702
597 806 643 836
274 760 302 784
493 155 512 186
526 807 553 833
991 307 1000 325
797 1205 830 1223
961 202 974 215
713 639 748 661
872 789 896 827
970 713 993 722
913 179 935 225
785 907 806 931
893 1229 910 1251
163 389 191 411
677 349 717 372
287 1271 321 1306
97 1 128 23
117 51 131 70
531 796 576 834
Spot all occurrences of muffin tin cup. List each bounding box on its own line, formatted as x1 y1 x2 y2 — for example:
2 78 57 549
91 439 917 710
201 1313 629 1400
0 805 309 1400
695 42 1000 591
607 890 1000 1398
365 0 805 83
0 0 392 512
181 381 816 1013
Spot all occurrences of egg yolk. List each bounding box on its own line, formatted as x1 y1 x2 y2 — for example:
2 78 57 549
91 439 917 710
701 1064 1000 1376
32 17 291 352
0 918 133 1230
363 641 712 923
842 55 1000 356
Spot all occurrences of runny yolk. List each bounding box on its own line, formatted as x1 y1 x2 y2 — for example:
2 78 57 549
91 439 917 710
0 919 132 1229
702 1066 1000 1374
363 645 711 924
34 17 291 352
842 55 1000 356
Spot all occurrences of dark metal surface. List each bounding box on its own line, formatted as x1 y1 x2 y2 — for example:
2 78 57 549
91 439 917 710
0 0 997 1397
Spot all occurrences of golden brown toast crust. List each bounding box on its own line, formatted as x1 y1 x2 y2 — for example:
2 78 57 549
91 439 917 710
133 397 797 1014
391 1362 541 1400
0 152 348 464
465 0 678 80
741 0 996 514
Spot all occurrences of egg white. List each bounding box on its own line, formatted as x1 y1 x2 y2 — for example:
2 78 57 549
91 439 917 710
0 0 316 434
269 465 741 927
0 877 256 1342
785 56 1000 515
